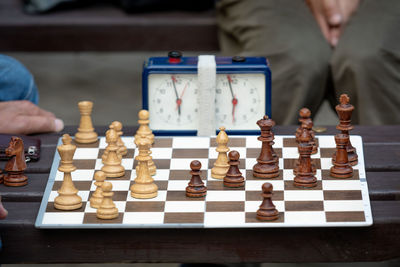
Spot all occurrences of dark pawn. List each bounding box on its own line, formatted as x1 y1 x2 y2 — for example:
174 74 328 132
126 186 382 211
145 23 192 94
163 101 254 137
224 151 245 188
293 120 317 175
295 107 311 141
330 134 353 178
334 94 358 165
186 160 207 197
256 182 279 221
4 137 27 187
253 115 279 178
294 126 317 188
295 108 317 154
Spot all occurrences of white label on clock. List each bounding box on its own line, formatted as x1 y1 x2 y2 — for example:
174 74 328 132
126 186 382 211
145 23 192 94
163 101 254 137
148 73 265 130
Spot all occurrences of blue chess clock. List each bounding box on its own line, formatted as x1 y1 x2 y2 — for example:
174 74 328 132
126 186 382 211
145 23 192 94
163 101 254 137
142 52 271 135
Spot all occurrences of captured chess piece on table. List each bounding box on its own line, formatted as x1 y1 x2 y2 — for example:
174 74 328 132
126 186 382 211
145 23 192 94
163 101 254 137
334 94 358 166
186 160 207 197
257 182 279 221
75 101 98 144
294 124 318 188
54 134 82 210
330 134 353 179
252 115 279 178
135 109 154 144
90 171 106 209
224 150 245 188
96 181 119 220
4 136 28 187
211 127 230 179
130 138 158 199
101 124 125 178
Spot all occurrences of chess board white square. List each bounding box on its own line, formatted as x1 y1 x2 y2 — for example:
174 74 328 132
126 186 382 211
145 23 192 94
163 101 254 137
324 200 364 211
320 158 333 169
164 201 205 212
123 212 164 224
284 190 324 201
71 170 95 181
73 148 99 160
273 136 283 147
121 137 135 149
43 212 84 225
322 180 361 190
151 148 173 159
208 147 247 159
126 190 167 202
152 169 170 181
204 212 245 227
317 136 336 148
282 147 299 159
206 191 245 201
99 137 107 149
245 180 284 191
245 136 259 148
94 180 130 191
167 180 192 191
283 169 295 180
170 158 209 170
284 211 326 225
245 200 285 212
172 137 210 148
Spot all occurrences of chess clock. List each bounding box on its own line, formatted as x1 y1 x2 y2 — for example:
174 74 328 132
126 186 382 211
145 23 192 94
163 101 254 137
142 51 271 135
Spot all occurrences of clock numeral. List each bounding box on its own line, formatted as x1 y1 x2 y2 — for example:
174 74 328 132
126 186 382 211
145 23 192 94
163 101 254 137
252 98 257 103
159 89 166 94
216 88 222 94
216 107 219 113
159 108 163 113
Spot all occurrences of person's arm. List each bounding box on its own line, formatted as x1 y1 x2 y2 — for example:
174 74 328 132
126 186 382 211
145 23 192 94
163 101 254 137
0 100 64 134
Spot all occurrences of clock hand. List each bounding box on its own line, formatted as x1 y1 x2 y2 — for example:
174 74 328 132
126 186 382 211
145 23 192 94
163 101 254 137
171 75 181 116
175 82 188 111
227 75 238 123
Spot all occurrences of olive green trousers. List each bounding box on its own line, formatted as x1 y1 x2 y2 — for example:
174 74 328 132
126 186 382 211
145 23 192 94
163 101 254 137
217 0 400 125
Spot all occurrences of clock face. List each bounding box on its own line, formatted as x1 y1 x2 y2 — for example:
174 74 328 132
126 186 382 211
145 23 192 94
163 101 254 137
148 73 265 130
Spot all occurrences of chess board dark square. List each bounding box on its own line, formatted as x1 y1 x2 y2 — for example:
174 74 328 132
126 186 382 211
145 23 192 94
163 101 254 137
323 190 363 200
46 202 87 212
284 159 321 169
166 191 205 201
321 169 359 180
53 181 92 191
125 202 165 212
209 159 245 169
134 159 171 169
284 180 322 190
153 138 173 148
285 201 324 211
320 148 335 158
88 190 128 202
164 212 204 224
206 201 245 212
83 213 124 224
245 212 285 223
245 170 283 180
246 148 282 158
172 148 209 158
169 170 190 180
207 180 245 191
246 190 284 201
210 137 246 147
283 138 319 148
325 211 366 222
74 159 96 169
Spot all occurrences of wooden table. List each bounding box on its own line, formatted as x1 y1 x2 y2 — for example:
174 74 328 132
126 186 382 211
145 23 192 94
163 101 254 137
0 126 399 264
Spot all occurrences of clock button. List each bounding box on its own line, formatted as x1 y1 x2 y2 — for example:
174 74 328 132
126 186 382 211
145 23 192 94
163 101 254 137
232 56 246 63
168 51 182 63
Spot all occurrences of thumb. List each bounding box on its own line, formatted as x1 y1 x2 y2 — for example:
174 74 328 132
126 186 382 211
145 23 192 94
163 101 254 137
0 197 8 220
14 115 64 134
323 0 342 26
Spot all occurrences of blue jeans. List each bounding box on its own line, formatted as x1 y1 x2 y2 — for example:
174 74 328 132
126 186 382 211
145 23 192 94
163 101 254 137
0 55 39 104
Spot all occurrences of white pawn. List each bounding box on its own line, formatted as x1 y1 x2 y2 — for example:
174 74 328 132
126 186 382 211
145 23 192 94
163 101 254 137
211 127 230 179
113 121 128 157
96 181 119 220
101 125 125 178
89 171 106 209
134 110 154 144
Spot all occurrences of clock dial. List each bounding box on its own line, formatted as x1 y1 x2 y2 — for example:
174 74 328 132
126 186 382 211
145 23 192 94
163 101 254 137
215 73 265 129
149 74 198 130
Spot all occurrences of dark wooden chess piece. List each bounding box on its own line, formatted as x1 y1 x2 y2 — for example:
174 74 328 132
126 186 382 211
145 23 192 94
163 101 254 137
334 94 358 165
296 108 317 154
256 182 279 221
186 160 207 197
4 137 28 187
224 151 245 188
253 115 279 178
330 133 353 178
294 120 317 175
294 126 317 188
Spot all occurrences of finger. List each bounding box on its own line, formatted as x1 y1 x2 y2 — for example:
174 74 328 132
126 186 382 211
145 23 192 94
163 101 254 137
314 14 331 43
13 115 64 134
12 100 56 118
322 0 342 26
329 27 342 47
0 197 8 220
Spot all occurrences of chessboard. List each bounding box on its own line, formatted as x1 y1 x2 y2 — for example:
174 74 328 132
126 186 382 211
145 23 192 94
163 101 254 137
35 135 373 228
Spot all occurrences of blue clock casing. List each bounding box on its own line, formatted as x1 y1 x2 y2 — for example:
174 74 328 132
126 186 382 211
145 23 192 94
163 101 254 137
142 54 271 136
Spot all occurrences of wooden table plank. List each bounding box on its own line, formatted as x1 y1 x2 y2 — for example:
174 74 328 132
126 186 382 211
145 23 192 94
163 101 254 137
0 201 399 263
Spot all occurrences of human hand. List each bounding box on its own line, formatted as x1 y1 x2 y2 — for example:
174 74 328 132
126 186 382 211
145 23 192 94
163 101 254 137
0 196 7 220
306 0 360 47
0 100 64 134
